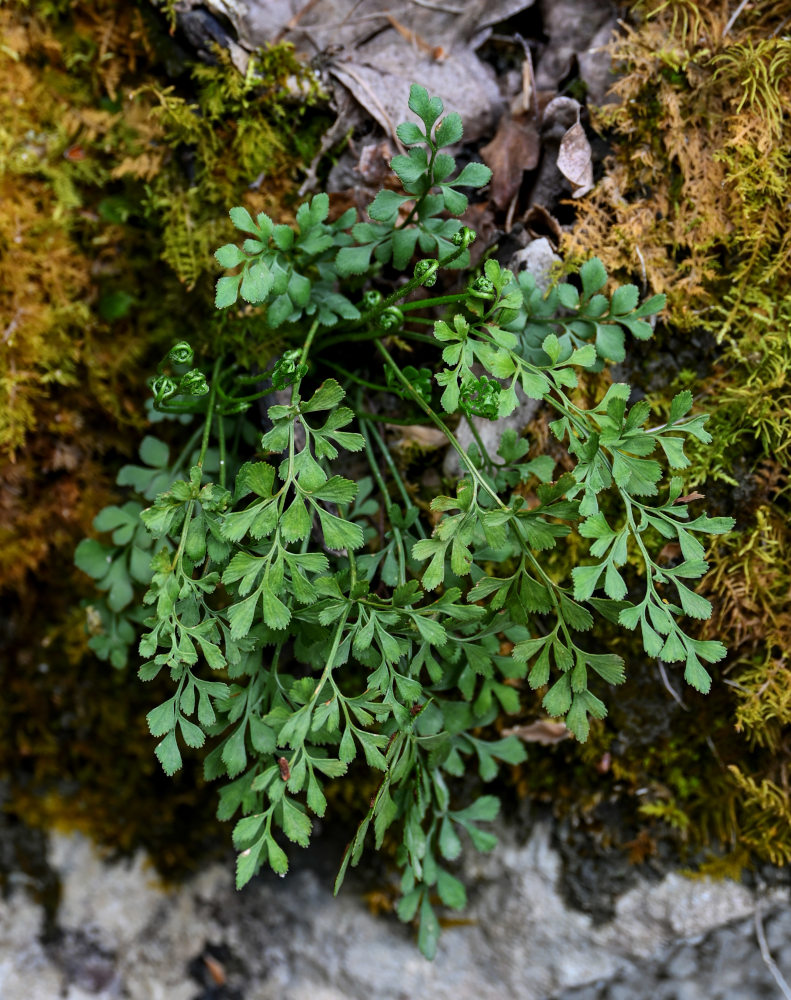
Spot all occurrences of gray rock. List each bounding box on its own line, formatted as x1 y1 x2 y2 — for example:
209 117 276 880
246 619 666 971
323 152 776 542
442 389 542 479
1 825 788 1000
554 902 791 1000
539 0 614 57
666 944 698 979
509 236 562 293
577 20 620 107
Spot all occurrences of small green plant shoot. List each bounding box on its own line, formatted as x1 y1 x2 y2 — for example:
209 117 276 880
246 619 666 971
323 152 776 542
76 84 734 958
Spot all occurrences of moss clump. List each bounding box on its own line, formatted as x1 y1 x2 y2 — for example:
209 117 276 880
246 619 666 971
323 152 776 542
0 1 325 874
131 38 326 292
553 0 791 870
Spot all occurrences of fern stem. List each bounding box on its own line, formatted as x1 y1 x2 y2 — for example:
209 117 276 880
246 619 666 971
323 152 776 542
396 133 438 231
353 411 432 426
323 360 392 394
464 414 495 476
299 318 321 367
198 357 223 468
359 414 408 583
375 340 506 509
400 294 467 312
171 424 206 477
308 612 351 707
348 238 471 334
294 318 322 404
365 417 427 539
317 329 436 350
218 413 227 490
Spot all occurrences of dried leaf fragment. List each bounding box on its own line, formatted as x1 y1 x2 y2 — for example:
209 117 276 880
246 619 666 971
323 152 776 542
557 121 593 198
502 720 570 744
386 424 448 452
481 112 541 209
523 204 563 247
203 955 227 986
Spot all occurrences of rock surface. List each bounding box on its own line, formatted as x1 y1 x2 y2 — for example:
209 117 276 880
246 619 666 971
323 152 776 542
554 907 791 1000
1 824 788 1000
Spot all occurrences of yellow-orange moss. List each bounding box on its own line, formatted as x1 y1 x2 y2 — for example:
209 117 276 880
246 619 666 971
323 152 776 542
558 0 791 870
0 0 321 872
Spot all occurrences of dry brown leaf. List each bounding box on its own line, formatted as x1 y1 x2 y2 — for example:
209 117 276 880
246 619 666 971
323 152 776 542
557 121 593 198
523 204 563 247
203 955 226 986
481 112 540 209
502 720 570 745
386 424 448 451
188 0 534 144
541 95 581 134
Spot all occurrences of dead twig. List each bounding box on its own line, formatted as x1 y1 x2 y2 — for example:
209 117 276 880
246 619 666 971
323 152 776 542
409 0 465 12
723 0 751 38
635 245 648 294
282 8 407 35
2 309 23 345
298 90 358 197
274 0 322 42
705 734 726 770
657 659 689 710
330 64 407 154
505 190 518 233
754 903 791 1000
514 33 537 123
386 13 445 59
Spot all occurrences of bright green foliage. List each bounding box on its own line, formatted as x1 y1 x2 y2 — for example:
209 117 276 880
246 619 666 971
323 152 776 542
508 258 665 370
334 84 489 276
78 85 733 959
75 501 154 668
213 195 360 324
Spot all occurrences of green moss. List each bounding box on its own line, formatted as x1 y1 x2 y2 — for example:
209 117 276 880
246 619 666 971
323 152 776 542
557 0 791 870
134 40 326 290
0 0 326 874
